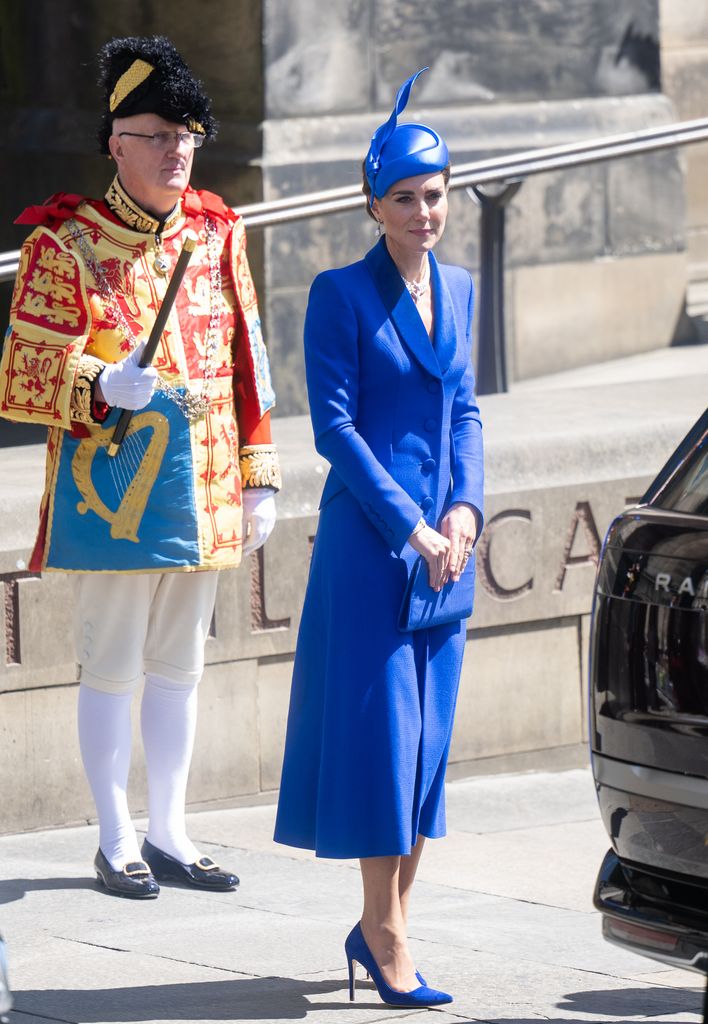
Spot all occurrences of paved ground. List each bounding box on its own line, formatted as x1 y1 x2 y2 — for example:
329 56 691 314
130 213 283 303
2 767 705 1024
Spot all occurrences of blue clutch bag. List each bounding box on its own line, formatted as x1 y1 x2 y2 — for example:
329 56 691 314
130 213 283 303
398 553 476 632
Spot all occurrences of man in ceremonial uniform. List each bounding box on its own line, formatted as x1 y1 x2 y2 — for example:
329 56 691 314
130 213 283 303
0 36 280 897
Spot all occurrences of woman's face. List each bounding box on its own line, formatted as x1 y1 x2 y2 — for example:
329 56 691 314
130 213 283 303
372 171 448 258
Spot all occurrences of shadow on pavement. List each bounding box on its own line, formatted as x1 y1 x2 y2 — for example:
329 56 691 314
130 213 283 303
557 985 704 1017
0 877 92 906
419 985 706 1024
9 979 707 1022
13 978 383 1021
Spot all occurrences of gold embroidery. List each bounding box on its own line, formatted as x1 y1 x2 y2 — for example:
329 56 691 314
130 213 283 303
18 291 82 328
239 444 281 491
105 176 182 234
70 355 105 424
16 243 82 327
29 268 77 304
71 411 169 542
36 246 76 279
109 59 154 112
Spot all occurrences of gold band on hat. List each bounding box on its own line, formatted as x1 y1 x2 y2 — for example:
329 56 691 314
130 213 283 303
109 58 154 112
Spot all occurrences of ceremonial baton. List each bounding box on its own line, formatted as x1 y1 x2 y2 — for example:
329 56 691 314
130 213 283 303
107 231 198 458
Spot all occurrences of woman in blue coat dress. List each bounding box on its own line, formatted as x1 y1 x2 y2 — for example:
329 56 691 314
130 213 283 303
274 70 484 1008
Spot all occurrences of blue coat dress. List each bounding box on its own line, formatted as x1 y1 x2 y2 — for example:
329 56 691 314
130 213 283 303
274 237 484 859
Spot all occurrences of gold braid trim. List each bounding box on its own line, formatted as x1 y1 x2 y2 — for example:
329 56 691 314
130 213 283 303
110 59 154 113
71 355 106 424
105 176 181 233
239 444 281 491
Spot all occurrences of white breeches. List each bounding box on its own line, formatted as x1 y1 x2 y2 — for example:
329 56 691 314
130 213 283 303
73 570 219 694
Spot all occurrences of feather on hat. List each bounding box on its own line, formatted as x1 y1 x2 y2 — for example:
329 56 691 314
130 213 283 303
365 68 449 202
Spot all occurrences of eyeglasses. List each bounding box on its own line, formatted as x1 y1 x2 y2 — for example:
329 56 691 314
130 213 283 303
118 131 205 149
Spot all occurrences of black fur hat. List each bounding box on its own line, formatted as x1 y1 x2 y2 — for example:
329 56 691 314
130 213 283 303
96 35 217 153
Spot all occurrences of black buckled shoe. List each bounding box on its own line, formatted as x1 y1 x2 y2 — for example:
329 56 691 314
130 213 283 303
141 838 239 891
94 848 160 899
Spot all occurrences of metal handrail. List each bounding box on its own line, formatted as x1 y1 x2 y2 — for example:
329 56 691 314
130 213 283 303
2 115 708 276
237 114 708 227
0 250 21 283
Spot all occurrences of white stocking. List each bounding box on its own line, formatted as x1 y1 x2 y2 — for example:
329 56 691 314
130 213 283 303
78 683 141 870
141 672 200 865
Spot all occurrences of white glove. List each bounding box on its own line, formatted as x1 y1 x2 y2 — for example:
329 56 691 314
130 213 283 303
98 341 158 410
242 486 277 556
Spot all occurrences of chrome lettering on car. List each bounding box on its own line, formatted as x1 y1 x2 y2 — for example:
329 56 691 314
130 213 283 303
654 573 708 598
655 573 671 592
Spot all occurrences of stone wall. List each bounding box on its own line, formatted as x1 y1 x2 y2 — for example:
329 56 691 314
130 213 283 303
255 0 692 413
261 92 687 413
1 370 705 835
261 0 661 116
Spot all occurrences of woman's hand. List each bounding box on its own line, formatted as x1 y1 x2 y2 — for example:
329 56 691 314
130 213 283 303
408 524 451 592
440 503 478 583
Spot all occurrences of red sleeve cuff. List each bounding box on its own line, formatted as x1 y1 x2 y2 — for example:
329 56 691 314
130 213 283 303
240 410 273 446
92 398 110 423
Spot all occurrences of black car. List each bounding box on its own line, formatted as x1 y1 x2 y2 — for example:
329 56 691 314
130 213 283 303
590 408 708 981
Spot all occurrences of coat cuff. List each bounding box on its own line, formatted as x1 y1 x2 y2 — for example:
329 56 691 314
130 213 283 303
70 354 108 424
239 443 282 491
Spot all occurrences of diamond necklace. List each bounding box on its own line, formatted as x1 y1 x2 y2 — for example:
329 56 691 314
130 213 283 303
66 215 223 422
401 261 430 302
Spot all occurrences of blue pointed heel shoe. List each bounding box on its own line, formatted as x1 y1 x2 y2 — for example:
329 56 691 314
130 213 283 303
344 922 452 1007
366 969 427 985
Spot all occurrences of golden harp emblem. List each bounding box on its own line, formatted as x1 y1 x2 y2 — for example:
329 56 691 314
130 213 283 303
71 412 169 543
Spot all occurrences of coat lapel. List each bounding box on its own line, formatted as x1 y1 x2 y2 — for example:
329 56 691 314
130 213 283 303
429 252 457 377
364 238 441 380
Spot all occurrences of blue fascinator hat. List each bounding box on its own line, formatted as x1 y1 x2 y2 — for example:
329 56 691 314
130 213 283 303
365 68 449 203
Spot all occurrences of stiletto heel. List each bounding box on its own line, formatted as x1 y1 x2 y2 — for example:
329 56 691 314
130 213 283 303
348 954 356 1001
343 922 452 1008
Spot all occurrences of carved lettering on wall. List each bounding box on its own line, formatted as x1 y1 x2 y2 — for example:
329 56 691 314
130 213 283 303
2 570 40 665
0 494 624 668
553 500 601 592
249 547 291 633
477 509 534 601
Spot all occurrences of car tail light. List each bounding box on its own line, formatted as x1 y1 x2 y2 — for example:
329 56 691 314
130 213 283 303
605 918 678 952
